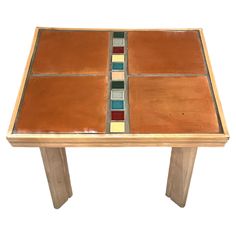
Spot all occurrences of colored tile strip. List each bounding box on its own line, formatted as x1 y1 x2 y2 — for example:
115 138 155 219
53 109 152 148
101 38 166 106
109 32 128 133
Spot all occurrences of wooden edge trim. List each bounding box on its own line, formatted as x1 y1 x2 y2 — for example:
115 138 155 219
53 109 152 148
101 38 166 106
7 133 229 147
198 29 229 137
36 27 202 31
7 28 40 135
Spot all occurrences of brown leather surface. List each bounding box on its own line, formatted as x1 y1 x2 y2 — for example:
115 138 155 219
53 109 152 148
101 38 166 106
32 30 109 74
14 29 219 135
128 31 207 74
15 76 108 133
129 76 220 133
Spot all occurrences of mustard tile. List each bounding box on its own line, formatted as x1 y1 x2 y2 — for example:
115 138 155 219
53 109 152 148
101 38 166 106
110 122 125 132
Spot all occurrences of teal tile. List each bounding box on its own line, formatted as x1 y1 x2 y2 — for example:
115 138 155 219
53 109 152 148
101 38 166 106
111 100 124 110
112 62 124 71
112 81 124 89
113 32 124 38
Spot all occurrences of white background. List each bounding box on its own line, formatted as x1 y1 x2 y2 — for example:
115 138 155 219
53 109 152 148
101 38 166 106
0 0 235 235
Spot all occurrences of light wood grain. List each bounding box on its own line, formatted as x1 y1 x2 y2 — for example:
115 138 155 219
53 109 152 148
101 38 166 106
199 29 229 136
166 147 197 207
36 27 202 31
7 133 228 147
8 28 40 135
40 147 72 209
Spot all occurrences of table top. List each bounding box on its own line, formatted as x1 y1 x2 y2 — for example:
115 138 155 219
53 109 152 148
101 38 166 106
7 28 229 147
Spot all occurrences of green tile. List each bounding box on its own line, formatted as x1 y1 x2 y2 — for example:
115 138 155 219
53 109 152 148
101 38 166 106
113 32 124 38
112 81 124 89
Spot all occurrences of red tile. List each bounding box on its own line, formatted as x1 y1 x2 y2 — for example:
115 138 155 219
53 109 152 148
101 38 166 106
111 111 124 120
113 47 124 54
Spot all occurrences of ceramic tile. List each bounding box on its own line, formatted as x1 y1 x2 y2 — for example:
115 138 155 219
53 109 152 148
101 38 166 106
112 55 125 62
112 62 124 71
113 38 125 47
110 122 125 132
111 100 124 110
113 32 124 38
113 47 124 54
111 111 125 120
112 72 125 80
111 90 124 100
111 81 124 89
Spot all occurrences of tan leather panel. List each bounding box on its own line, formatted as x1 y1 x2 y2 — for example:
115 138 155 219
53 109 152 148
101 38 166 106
15 76 108 133
129 76 220 133
128 31 207 74
32 30 109 74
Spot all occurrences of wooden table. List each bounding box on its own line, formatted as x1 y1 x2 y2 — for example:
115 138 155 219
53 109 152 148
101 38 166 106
7 28 229 209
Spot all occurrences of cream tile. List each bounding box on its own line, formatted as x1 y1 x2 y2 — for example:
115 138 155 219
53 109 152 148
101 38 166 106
113 38 125 47
111 90 124 100
112 54 125 62
112 72 125 80
110 122 125 132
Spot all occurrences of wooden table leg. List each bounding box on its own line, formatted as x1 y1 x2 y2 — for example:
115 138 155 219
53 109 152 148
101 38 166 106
166 147 197 207
40 147 72 209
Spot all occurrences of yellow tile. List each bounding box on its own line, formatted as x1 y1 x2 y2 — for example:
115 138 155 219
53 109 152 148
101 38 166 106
112 55 125 62
110 122 125 133
112 71 125 80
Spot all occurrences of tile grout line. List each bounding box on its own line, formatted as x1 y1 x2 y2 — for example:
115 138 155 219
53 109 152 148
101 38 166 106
124 32 130 133
105 32 113 134
128 73 208 77
31 73 109 77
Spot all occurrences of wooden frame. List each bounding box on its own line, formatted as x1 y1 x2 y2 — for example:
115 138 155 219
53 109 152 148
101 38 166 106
7 28 229 147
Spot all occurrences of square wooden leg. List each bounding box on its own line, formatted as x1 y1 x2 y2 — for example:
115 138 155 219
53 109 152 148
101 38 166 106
40 147 72 209
166 147 197 207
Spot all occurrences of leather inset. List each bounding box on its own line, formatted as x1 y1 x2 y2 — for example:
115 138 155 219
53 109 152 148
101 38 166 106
128 31 207 74
15 76 108 133
129 76 220 133
32 30 109 74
